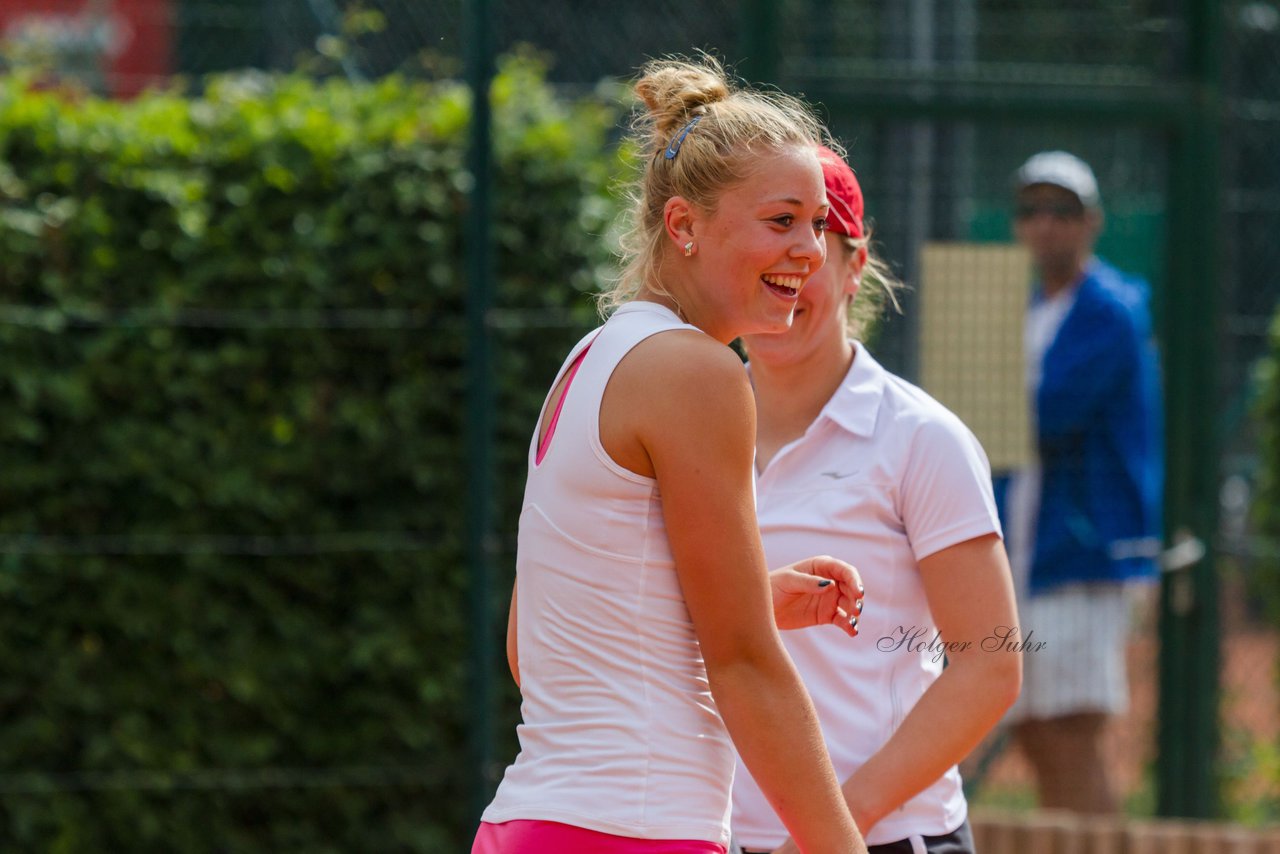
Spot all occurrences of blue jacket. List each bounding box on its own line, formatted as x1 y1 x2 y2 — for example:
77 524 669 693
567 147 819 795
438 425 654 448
998 258 1164 593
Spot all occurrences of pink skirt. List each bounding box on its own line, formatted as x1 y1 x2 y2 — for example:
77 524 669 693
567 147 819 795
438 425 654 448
472 820 727 854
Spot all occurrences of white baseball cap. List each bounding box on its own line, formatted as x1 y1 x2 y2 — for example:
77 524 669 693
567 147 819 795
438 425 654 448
1015 150 1101 208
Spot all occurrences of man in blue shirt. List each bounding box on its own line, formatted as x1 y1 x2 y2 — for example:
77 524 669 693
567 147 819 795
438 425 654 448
1001 151 1163 814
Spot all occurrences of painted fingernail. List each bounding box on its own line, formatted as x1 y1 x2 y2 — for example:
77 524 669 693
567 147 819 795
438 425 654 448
850 616 859 630
857 583 865 595
855 599 864 615
817 579 832 587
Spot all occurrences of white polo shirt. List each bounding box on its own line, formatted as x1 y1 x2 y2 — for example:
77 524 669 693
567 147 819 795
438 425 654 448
732 345 1003 849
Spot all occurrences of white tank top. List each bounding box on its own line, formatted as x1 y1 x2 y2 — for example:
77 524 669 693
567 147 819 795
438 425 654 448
482 302 736 845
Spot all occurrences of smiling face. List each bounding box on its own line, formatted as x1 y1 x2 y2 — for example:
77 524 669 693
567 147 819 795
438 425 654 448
742 230 861 369
676 145 830 342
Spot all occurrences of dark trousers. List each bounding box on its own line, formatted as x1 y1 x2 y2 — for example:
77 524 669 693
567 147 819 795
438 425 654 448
741 818 975 854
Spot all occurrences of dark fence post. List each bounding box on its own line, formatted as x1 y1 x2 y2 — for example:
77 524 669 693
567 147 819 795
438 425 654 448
464 0 497 832
738 0 780 84
1156 0 1224 819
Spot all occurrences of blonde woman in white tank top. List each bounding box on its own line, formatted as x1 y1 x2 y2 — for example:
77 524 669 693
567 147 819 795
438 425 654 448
474 58 869 854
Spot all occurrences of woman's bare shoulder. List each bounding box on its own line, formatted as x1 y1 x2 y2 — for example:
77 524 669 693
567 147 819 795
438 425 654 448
620 330 747 389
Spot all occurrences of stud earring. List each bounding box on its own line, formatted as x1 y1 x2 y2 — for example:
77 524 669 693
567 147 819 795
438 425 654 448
683 241 695 257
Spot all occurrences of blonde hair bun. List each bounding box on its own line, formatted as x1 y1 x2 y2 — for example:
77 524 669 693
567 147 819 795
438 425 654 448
634 57 731 143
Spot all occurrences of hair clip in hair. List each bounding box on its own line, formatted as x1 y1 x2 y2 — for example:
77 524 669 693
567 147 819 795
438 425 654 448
664 115 702 160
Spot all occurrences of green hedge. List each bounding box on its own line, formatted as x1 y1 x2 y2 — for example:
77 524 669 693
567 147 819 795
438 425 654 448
0 57 617 851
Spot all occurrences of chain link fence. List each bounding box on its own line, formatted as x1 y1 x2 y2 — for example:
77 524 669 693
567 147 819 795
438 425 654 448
1218 0 1280 824
2 0 1278 836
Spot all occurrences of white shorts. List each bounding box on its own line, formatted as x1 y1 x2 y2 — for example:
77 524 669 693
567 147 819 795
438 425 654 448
1006 582 1133 722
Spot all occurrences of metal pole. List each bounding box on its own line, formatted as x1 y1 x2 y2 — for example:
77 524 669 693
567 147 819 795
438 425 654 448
1156 0 1223 819
738 0 780 84
877 0 934 383
947 0 977 241
805 0 835 61
464 0 496 830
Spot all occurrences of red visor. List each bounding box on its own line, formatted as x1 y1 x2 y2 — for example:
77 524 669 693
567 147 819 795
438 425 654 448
817 145 864 240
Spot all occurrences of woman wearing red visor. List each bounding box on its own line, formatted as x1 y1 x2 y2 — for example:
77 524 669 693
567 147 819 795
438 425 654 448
731 147 1022 854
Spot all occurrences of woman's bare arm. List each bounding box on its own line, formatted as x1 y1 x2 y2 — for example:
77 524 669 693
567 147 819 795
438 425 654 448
840 534 1020 833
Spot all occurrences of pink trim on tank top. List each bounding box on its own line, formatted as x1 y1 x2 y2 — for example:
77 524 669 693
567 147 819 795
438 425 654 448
472 820 726 854
535 344 591 465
